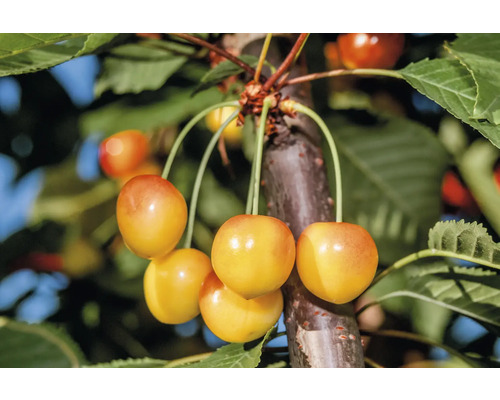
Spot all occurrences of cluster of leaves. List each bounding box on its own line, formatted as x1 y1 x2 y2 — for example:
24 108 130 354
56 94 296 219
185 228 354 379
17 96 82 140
1 33 500 367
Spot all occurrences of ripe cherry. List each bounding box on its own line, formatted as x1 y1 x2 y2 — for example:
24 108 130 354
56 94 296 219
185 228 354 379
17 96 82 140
296 222 378 304
337 33 405 69
205 107 243 147
199 271 283 343
116 175 187 259
144 248 213 324
99 130 150 178
211 214 295 299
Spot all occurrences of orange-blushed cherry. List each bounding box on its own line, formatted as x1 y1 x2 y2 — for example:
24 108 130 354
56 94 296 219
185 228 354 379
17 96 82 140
337 33 405 69
199 271 283 343
296 222 378 304
211 214 295 299
205 107 243 147
99 130 150 178
144 248 213 324
116 174 187 259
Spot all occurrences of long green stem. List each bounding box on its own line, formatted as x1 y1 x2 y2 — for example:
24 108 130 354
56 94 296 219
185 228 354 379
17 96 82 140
245 147 257 215
286 101 343 222
183 109 240 248
360 329 478 367
252 97 273 215
161 100 239 180
254 33 273 83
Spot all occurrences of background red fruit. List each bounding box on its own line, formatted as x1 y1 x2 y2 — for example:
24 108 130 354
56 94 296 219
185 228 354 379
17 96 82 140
338 33 405 69
99 130 150 178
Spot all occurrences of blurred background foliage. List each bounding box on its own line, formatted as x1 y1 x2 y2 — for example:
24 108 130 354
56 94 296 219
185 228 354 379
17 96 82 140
0 33 499 367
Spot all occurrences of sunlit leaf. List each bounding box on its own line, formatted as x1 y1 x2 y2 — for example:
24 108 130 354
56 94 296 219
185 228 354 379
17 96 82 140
447 33 500 125
400 58 500 149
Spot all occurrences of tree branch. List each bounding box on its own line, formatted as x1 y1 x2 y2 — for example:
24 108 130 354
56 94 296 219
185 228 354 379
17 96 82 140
169 33 258 77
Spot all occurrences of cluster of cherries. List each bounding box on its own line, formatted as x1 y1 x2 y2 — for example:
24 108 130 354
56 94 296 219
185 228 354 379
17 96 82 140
99 125 379 343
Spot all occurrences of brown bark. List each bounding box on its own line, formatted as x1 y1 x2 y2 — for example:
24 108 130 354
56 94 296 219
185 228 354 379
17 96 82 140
224 34 364 367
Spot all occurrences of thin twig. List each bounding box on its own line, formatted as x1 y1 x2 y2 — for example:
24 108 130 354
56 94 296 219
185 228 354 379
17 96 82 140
169 33 257 77
262 33 309 92
282 68 403 87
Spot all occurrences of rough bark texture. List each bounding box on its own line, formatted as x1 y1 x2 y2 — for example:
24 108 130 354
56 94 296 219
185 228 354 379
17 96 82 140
224 34 364 367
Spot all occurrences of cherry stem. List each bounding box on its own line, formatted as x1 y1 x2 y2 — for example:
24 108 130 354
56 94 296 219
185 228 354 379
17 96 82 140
183 109 240 249
161 100 239 180
281 67 403 87
251 97 273 215
254 33 273 83
245 145 257 215
262 33 309 92
169 33 258 78
359 329 477 367
284 101 343 222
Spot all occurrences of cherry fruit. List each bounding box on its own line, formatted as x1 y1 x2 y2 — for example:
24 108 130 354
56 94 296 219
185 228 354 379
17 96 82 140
144 248 213 324
99 130 150 178
337 33 405 69
116 175 187 259
296 222 378 304
199 272 283 343
211 214 295 299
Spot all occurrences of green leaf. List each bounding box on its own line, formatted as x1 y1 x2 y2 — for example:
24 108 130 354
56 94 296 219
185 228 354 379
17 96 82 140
428 219 500 268
177 327 276 368
88 357 167 368
76 33 121 56
79 86 224 137
400 58 500 149
0 33 83 57
0 33 120 77
0 318 87 367
375 261 500 329
194 54 259 94
447 33 500 125
198 173 245 228
327 112 449 264
94 43 187 96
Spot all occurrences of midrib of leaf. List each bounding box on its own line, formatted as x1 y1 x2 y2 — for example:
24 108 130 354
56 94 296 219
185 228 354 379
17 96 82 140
0 318 82 367
0 33 87 59
376 289 500 327
406 68 476 101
